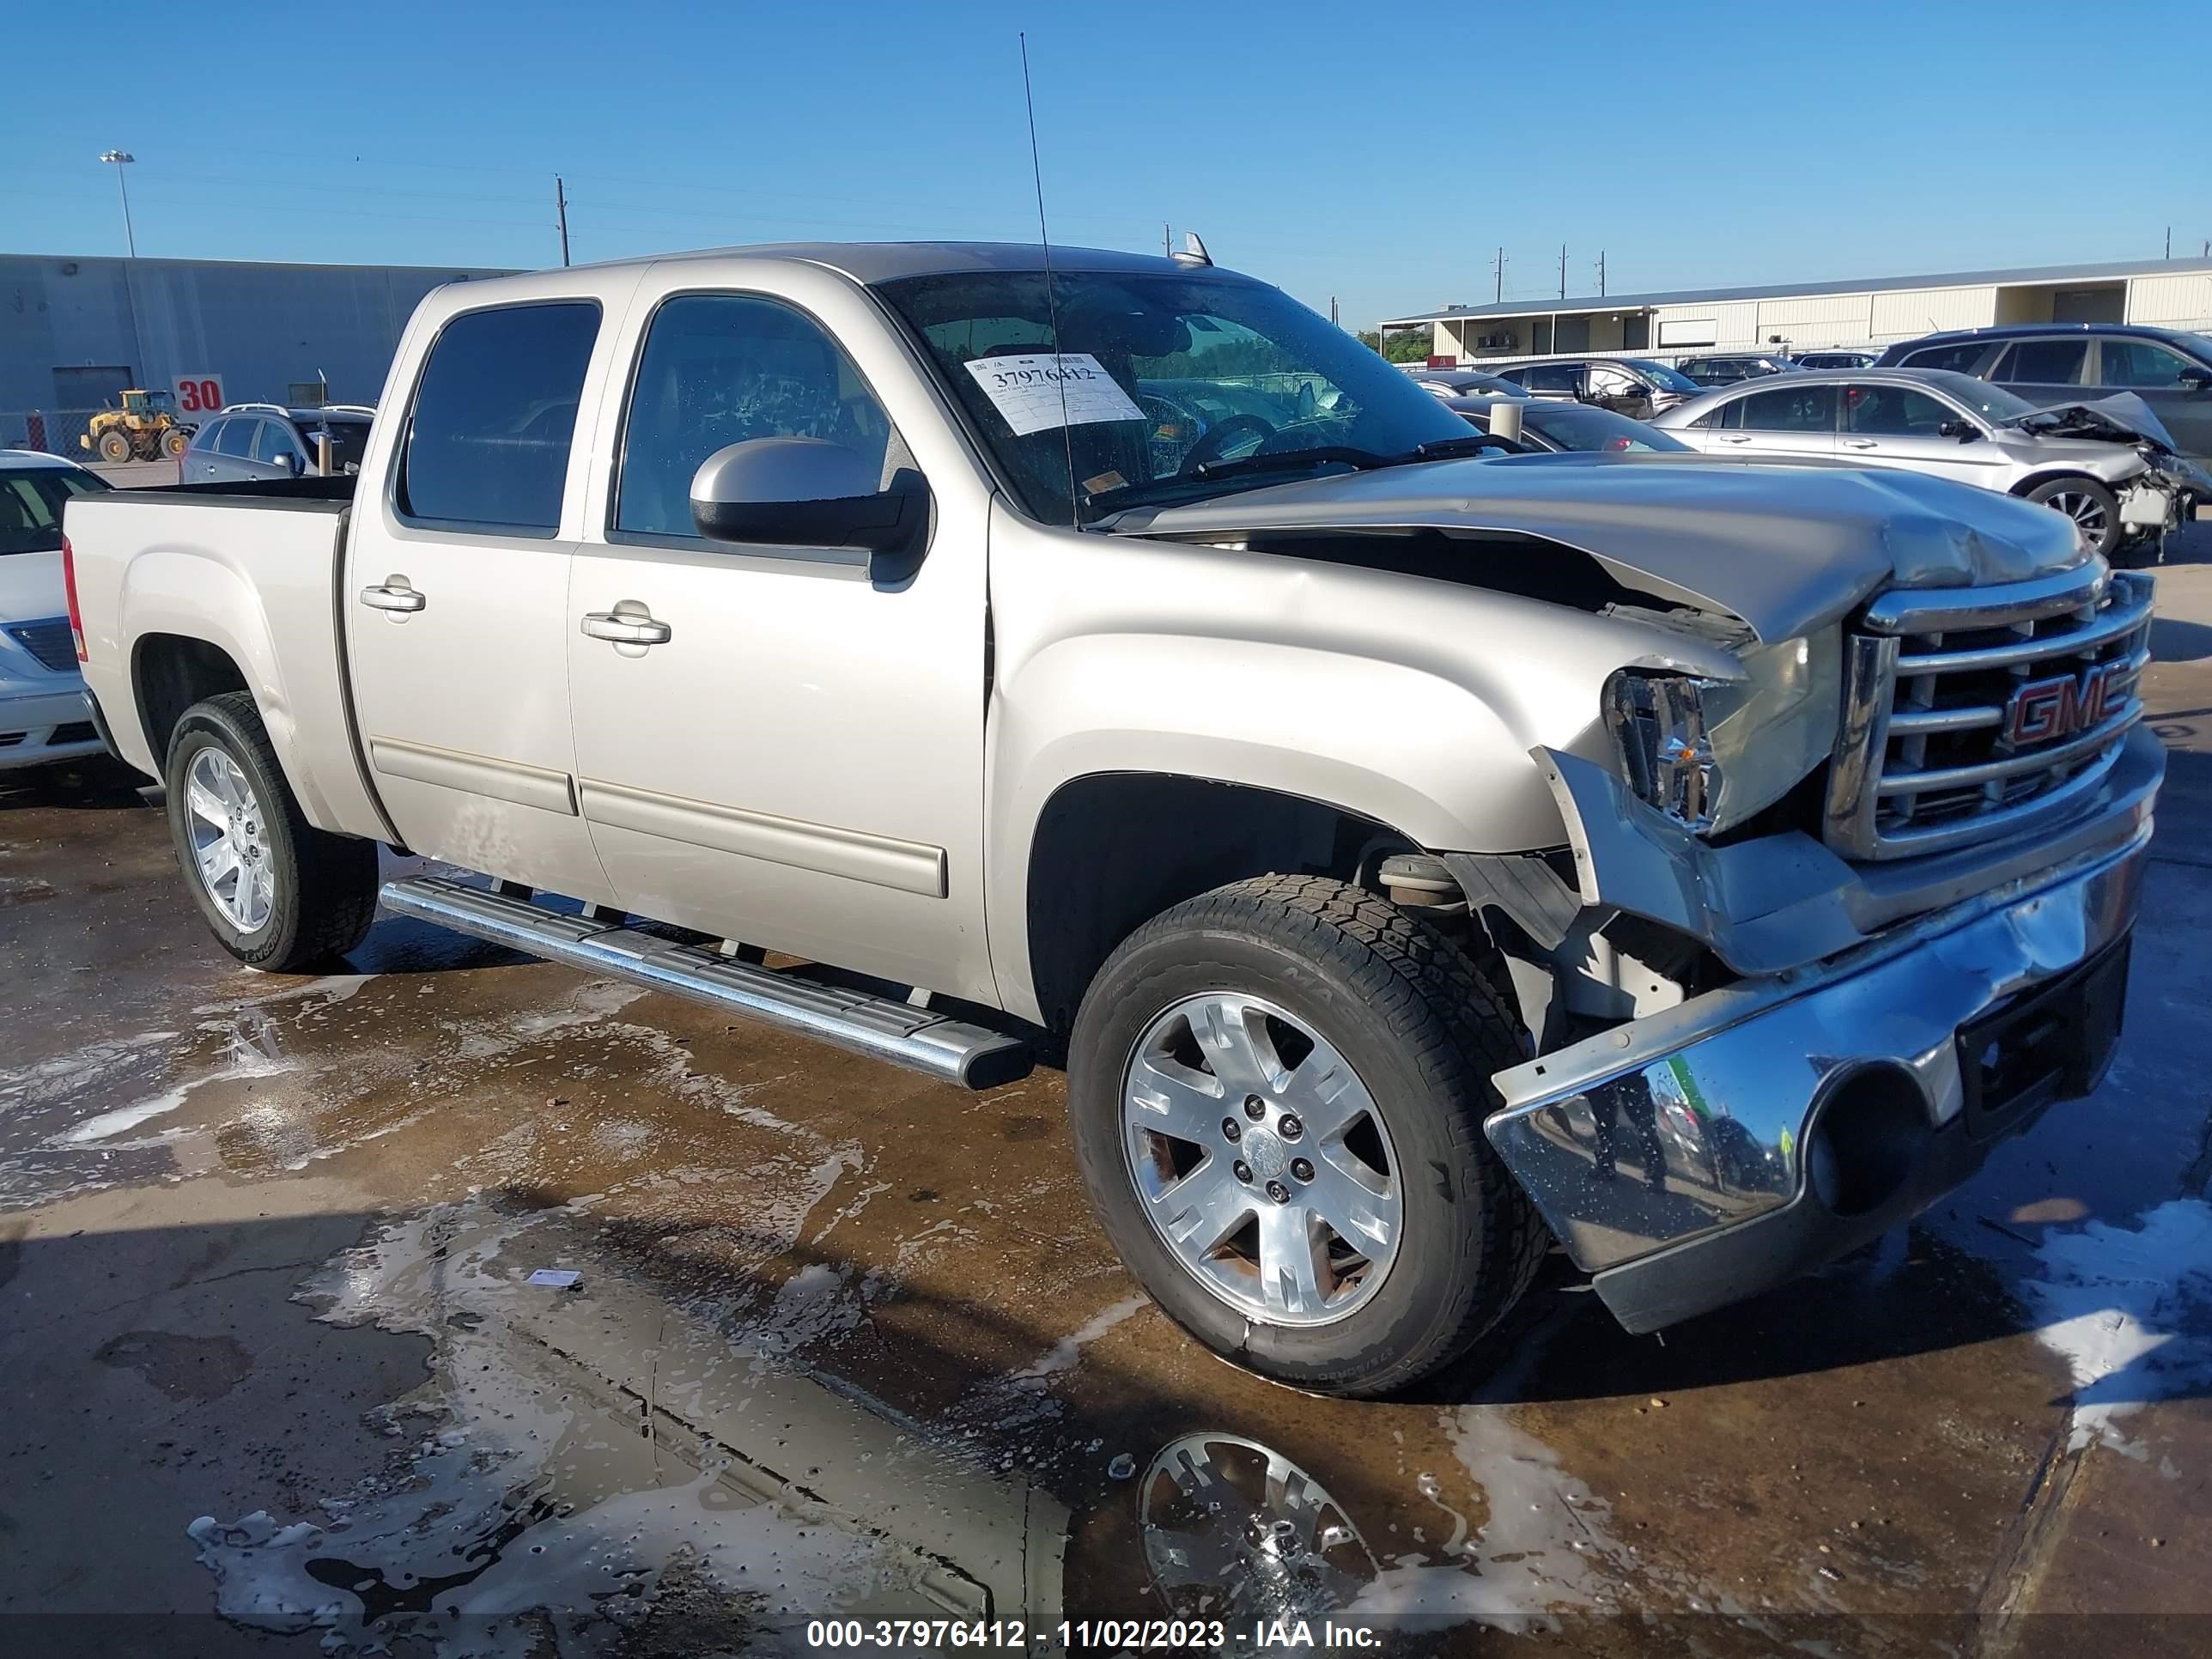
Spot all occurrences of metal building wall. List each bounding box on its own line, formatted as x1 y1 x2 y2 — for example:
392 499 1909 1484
1 253 513 448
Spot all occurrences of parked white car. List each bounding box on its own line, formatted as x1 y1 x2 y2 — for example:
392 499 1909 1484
1654 368 2207 562
0 451 110 770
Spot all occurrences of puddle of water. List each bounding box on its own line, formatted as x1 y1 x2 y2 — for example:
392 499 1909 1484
186 1195 1066 1655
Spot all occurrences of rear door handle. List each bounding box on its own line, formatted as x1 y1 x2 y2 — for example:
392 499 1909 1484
1718 434 1752 445
1844 438 1878 449
580 610 672 646
359 579 426 613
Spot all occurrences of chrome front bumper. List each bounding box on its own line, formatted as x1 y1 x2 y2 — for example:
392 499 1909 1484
1485 764 2155 1330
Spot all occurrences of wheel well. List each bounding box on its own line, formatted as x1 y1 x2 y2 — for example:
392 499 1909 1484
2010 470 2102 496
1024 774 1410 1033
133 634 250 768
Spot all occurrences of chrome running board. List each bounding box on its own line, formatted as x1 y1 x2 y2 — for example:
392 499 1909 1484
378 876 1032 1090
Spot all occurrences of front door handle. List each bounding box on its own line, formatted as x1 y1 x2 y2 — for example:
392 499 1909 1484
580 609 672 646
1844 438 1878 450
360 578 426 613
1717 434 1752 445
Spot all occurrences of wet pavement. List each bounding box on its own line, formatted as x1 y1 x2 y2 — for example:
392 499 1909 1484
4 541 2212 1657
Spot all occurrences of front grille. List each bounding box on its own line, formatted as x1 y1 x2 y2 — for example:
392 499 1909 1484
5 618 76 674
1824 565 2153 860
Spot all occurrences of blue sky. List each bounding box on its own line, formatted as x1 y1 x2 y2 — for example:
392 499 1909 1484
6 0 2207 329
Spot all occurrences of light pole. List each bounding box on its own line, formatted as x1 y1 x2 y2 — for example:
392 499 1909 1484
100 150 137 257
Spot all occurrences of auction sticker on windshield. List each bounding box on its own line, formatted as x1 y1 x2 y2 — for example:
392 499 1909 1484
963 352 1146 436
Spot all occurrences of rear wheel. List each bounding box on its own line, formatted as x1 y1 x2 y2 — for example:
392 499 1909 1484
1066 874 1545 1396
95 429 131 463
2026 476 2121 559
164 691 379 972
161 428 190 459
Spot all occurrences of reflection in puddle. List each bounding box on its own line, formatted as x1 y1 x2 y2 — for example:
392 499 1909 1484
186 1196 1070 1656
1141 1433 1376 1638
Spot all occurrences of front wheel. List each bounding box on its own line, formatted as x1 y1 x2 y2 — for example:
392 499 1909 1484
161 428 190 459
1066 875 1546 1396
164 691 380 972
2025 476 2122 560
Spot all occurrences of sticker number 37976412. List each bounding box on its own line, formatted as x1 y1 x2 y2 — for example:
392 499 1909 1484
962 352 1146 437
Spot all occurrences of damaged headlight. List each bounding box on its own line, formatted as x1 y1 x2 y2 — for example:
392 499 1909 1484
1601 629 1841 836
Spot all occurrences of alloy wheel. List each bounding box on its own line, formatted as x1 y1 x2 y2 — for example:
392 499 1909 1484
184 748 275 932
1121 992 1401 1327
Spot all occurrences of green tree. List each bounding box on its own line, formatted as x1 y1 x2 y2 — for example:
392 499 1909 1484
1357 328 1436 363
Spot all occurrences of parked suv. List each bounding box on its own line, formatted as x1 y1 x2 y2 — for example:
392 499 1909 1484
1675 354 1796 386
180 404 374 485
1489 356 1702 418
1792 348 1882 370
1873 325 2212 459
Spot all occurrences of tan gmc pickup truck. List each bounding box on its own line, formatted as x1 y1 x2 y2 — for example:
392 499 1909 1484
63 241 2161 1394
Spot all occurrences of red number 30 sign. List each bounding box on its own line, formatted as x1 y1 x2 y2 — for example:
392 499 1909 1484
173 374 225 414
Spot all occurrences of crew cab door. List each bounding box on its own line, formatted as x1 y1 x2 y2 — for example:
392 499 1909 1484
564 270 994 1000
344 293 628 903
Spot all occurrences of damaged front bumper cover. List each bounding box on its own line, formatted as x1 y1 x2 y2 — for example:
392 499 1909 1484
1483 731 2160 1334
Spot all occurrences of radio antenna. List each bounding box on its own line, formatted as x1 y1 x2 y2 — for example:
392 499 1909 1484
1018 32 1081 528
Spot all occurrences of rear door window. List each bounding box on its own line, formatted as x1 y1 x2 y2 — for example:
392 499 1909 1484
215 418 258 458
1519 364 1582 393
1739 384 1836 431
1992 338 2087 385
397 301 601 534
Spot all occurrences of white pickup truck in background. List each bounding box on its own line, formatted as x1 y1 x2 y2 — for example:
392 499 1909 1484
63 241 2161 1395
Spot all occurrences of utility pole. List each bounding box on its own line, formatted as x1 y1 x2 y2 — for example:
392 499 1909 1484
555 175 571 268
1559 243 1567 299
1164 222 1172 258
2166 225 2172 260
1492 246 1507 304
1595 250 1607 297
1329 295 1339 326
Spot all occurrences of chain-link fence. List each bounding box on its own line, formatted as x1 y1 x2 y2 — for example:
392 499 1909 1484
3 409 195 464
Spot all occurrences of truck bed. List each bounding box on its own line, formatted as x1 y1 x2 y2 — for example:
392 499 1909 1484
64 479 391 841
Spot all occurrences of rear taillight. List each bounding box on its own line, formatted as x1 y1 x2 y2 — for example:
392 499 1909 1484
63 534 87 661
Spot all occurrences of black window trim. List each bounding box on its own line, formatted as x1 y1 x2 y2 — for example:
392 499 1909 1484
386 296 605 542
599 284 908 569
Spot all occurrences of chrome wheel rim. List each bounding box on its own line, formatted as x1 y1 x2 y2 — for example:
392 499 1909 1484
2045 489 2108 545
184 748 275 932
1121 992 1401 1327
1140 1432 1377 1627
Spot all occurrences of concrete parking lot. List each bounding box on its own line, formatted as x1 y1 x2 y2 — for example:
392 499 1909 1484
3 535 2210 1657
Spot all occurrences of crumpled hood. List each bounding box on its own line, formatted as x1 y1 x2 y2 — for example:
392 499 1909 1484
1122 453 2089 642
0 550 65 628
2004 390 2180 452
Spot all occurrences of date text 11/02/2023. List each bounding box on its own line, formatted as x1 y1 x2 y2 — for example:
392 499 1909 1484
803 1620 1386 1650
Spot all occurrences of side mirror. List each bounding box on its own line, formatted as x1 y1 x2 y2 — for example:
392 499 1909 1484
1937 420 1981 442
2179 367 2212 392
277 451 304 477
690 438 927 556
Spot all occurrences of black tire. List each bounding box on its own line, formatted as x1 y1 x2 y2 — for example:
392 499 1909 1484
95 429 131 463
161 428 190 459
1066 873 1547 1396
2025 476 2122 560
164 691 379 972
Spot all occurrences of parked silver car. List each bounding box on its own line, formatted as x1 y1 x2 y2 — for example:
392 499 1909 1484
1791 348 1882 370
1 450 111 770
179 404 374 485
1654 368 2202 561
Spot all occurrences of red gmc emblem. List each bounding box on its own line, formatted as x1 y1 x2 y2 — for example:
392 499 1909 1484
2002 660 2128 746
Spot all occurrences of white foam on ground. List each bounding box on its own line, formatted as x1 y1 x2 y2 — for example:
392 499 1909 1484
2023 1198 2212 1457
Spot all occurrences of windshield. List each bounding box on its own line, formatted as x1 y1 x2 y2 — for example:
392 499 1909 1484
878 270 1474 525
1522 404 1690 453
1624 358 1700 392
1950 380 2035 421
0 465 108 555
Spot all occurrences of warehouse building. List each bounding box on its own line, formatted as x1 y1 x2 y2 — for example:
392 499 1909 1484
0 252 514 453
1383 255 2212 364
